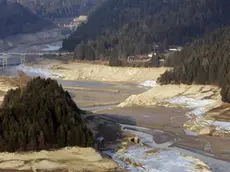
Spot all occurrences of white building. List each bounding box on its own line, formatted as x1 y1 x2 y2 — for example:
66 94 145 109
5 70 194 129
169 46 183 52
148 53 157 58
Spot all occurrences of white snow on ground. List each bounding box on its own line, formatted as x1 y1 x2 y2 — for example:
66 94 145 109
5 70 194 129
212 121 230 131
166 96 230 133
42 45 61 51
104 125 211 172
166 96 216 118
104 146 211 172
16 65 63 79
167 96 215 110
140 80 157 87
199 120 230 132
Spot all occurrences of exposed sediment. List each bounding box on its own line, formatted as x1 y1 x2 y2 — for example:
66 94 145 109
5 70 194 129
0 147 117 172
51 62 169 82
119 84 221 107
118 84 230 136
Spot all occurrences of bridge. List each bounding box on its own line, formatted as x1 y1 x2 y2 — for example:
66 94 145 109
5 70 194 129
0 55 25 68
0 51 72 69
0 52 71 56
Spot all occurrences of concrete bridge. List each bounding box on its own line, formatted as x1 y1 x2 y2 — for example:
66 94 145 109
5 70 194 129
0 51 72 68
0 52 71 56
0 55 25 68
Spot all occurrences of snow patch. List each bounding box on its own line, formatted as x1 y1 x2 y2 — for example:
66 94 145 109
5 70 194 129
167 96 214 109
107 125 211 171
104 146 211 172
168 96 230 133
200 120 230 132
16 65 63 79
42 45 61 51
140 80 157 87
166 96 215 118
165 96 230 134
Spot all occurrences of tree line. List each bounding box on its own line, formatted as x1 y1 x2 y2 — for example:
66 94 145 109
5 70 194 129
62 0 230 62
158 27 230 102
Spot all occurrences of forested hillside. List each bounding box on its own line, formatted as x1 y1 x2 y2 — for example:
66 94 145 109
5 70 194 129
62 0 230 61
10 0 104 19
0 1 52 38
0 77 93 152
158 27 230 102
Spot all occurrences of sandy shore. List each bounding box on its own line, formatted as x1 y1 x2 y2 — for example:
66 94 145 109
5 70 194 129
0 147 117 172
32 60 169 82
119 84 221 107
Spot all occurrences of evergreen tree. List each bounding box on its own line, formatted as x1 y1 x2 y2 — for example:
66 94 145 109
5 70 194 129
158 26 230 103
0 77 94 152
63 0 230 62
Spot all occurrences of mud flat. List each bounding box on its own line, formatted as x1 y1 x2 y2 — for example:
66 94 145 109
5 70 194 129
97 106 189 133
98 106 230 162
62 81 147 108
118 84 230 135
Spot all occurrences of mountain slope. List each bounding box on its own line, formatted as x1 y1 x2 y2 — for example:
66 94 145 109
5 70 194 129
0 1 53 38
10 0 104 19
158 26 230 102
62 0 230 60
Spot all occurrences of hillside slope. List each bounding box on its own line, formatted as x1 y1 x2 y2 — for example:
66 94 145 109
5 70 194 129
0 1 53 38
10 0 104 19
62 0 230 60
158 26 230 102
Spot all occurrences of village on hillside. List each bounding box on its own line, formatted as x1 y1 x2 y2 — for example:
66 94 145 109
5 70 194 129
60 15 88 31
126 45 183 66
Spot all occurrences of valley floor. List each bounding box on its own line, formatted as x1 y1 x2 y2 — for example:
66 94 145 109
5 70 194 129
0 59 230 171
